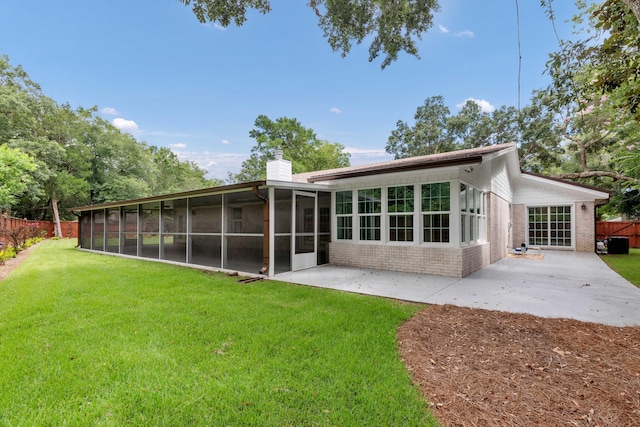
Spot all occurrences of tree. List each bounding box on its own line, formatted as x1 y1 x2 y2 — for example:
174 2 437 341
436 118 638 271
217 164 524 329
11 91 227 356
229 115 350 182
621 0 640 25
446 100 494 150
385 95 563 170
1 55 217 230
0 145 37 208
541 0 640 218
178 0 439 69
385 96 456 159
545 1 639 119
150 146 221 194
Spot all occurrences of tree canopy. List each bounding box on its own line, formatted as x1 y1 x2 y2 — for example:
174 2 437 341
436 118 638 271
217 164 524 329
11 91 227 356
178 0 439 69
228 115 350 182
0 55 218 234
0 145 36 208
383 0 640 218
385 96 562 173
541 0 640 217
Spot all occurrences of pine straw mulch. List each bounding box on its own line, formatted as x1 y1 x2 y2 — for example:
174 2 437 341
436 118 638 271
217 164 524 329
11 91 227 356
398 304 640 427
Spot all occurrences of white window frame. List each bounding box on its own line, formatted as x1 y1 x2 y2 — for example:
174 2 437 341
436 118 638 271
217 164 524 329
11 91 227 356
335 190 354 240
357 188 382 242
526 205 574 248
387 185 415 243
421 182 452 245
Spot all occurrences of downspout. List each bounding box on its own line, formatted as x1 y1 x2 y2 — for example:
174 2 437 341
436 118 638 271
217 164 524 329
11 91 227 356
252 186 270 275
593 203 597 254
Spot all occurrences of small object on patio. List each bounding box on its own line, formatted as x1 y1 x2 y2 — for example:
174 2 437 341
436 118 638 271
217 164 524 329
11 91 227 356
596 239 608 255
514 242 528 255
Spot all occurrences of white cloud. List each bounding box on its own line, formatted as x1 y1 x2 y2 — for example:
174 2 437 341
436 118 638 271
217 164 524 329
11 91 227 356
173 151 249 180
112 118 139 132
221 139 230 145
330 107 342 115
169 143 187 149
203 22 225 30
438 24 449 34
101 107 119 116
456 98 496 113
343 147 393 165
455 30 474 38
169 147 391 180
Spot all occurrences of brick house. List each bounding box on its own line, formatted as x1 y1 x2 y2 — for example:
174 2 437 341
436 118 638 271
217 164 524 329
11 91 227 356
73 143 609 277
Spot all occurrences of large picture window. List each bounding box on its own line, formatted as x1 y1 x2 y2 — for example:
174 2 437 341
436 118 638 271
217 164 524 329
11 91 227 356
528 206 572 247
422 182 450 243
335 191 353 240
358 188 381 241
388 185 414 242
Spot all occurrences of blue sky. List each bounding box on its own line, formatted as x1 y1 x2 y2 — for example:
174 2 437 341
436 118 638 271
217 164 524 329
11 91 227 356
0 0 580 179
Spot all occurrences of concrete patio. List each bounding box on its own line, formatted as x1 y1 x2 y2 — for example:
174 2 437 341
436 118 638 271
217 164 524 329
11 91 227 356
274 251 640 327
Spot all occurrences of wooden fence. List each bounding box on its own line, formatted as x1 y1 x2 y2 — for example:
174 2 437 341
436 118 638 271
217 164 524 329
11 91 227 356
0 214 78 243
596 221 640 248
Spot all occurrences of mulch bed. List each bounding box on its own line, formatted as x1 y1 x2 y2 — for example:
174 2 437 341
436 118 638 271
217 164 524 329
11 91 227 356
0 243 38 282
398 304 640 426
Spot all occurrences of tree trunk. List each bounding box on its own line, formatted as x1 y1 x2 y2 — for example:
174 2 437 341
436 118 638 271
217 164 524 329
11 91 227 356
622 0 640 26
51 196 63 238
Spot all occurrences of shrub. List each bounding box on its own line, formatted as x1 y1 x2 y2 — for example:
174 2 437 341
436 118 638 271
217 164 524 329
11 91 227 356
2 222 46 250
0 246 17 265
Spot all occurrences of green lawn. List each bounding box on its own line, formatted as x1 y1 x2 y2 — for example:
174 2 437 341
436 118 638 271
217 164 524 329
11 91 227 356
601 247 640 287
0 240 437 426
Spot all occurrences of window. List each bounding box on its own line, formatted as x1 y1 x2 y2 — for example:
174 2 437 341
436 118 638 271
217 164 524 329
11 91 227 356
460 183 467 243
529 206 572 247
460 183 486 243
232 207 243 233
477 190 486 240
388 185 414 242
422 182 450 243
358 188 381 241
335 191 353 240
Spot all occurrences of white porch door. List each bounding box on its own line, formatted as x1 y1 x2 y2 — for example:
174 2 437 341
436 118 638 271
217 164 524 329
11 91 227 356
292 191 317 271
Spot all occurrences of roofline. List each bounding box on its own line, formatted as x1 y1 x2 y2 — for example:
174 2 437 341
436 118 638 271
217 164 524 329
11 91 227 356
303 143 516 183
307 156 484 183
521 172 610 206
69 180 267 212
521 171 612 196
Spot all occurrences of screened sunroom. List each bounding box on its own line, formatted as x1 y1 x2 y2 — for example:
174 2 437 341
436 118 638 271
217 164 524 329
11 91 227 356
76 181 331 276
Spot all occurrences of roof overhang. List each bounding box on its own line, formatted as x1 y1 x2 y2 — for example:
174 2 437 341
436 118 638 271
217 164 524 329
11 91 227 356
69 180 267 212
307 156 484 183
520 172 611 205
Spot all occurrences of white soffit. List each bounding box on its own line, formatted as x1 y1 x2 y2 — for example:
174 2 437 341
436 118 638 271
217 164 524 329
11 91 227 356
518 173 610 200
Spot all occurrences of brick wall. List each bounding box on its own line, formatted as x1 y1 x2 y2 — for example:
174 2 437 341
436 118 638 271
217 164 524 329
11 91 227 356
511 204 526 248
575 201 595 252
329 241 491 278
488 193 511 262
460 243 491 277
